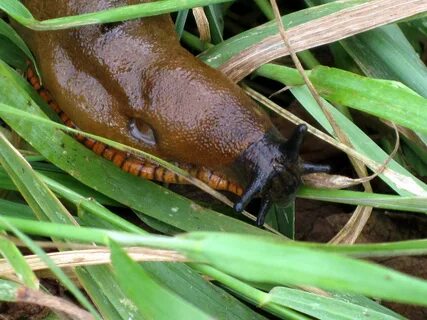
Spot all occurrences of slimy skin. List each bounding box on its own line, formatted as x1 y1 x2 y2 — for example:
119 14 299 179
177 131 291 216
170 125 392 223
15 0 329 225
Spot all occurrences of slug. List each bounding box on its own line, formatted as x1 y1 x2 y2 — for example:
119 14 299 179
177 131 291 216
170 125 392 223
27 67 244 197
15 0 329 226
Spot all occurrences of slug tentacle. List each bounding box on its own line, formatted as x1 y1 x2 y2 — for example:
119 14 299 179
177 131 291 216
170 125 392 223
302 162 331 174
280 124 307 162
233 174 266 213
257 197 272 227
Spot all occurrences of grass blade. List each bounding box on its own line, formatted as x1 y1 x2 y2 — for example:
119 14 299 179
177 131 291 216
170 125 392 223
1 0 232 30
0 234 38 288
268 287 401 320
109 241 212 320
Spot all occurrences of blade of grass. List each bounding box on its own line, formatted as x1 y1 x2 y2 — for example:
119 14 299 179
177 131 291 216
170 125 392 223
0 131 75 224
204 5 224 43
0 234 38 288
0 36 27 70
0 19 36 71
194 264 310 320
4 218 427 307
268 287 402 320
109 241 212 320
77 192 268 320
73 268 124 320
255 64 427 135
298 187 427 213
0 216 101 319
1 0 232 30
0 198 35 219
0 166 121 207
175 9 189 38
77 265 147 320
253 0 274 20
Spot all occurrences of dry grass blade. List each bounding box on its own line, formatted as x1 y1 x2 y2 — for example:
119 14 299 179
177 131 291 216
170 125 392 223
329 206 372 244
0 248 186 275
221 0 427 82
16 286 94 320
192 7 211 42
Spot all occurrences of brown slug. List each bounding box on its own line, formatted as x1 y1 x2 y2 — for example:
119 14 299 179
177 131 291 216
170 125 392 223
27 67 245 197
15 0 329 226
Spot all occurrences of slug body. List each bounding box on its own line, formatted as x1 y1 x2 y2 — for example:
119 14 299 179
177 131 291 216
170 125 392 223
15 0 328 225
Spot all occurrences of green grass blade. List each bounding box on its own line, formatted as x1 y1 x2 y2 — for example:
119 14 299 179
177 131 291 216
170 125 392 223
341 25 427 97
143 262 267 320
0 0 33 20
0 165 121 207
0 198 35 219
0 131 74 224
0 36 27 70
109 241 212 320
181 232 427 307
407 17 427 37
268 287 401 320
175 10 189 38
299 187 427 213
76 265 145 320
310 67 427 135
253 0 274 20
0 216 101 319
205 5 224 43
330 292 405 319
78 196 268 320
0 279 21 301
0 19 36 70
2 0 232 30
256 64 427 135
72 268 124 320
0 234 38 288
305 239 427 258
3 217 427 308
195 264 310 320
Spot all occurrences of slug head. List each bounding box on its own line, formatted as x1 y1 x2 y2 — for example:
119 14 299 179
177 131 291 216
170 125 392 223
233 124 330 226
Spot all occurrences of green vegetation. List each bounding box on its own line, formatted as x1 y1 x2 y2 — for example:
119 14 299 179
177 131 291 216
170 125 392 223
0 0 426 319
